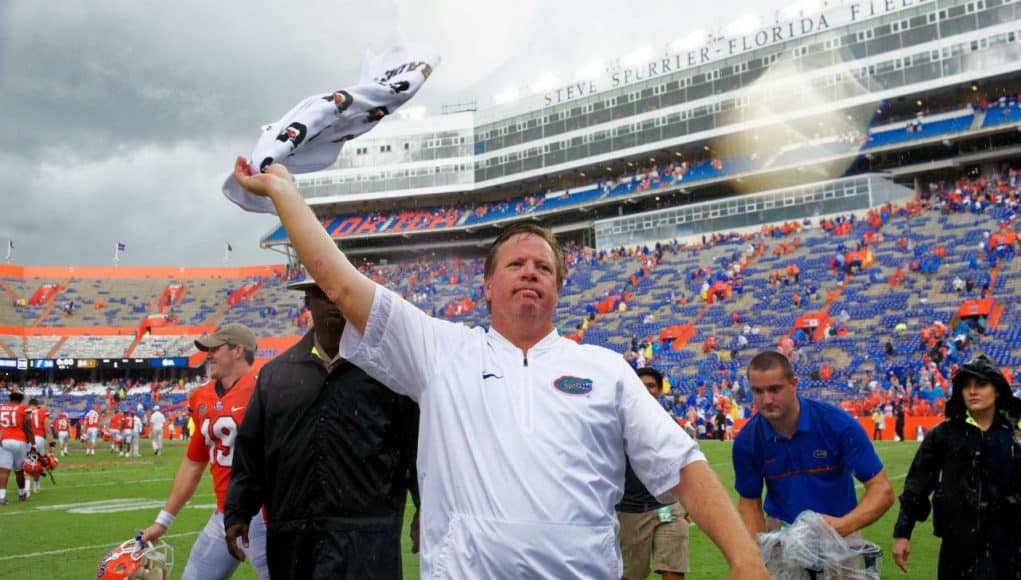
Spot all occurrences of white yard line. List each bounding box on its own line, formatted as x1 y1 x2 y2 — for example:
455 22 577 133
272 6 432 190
3 498 422 560
0 493 215 517
42 477 174 490
0 530 200 561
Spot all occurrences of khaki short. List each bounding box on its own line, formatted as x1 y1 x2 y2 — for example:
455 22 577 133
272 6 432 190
618 503 689 579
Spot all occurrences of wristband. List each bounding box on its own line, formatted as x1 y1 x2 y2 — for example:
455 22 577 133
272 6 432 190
155 509 175 529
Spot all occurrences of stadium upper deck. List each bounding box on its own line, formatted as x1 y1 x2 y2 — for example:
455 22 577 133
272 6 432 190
274 0 1020 207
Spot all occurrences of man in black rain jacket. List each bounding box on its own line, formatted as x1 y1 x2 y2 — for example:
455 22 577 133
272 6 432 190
225 277 419 579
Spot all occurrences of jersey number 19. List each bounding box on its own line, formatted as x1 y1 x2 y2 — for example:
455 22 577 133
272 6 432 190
200 416 239 467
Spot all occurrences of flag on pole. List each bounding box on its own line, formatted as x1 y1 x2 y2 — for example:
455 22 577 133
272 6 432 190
116 242 126 252
113 242 125 266
223 242 233 264
5 239 12 263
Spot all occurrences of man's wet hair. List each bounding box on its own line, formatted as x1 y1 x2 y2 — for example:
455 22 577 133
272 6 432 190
484 223 567 289
636 367 664 389
747 351 795 380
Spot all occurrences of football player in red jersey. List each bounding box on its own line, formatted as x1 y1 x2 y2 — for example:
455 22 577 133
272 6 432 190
109 410 124 454
51 412 71 456
121 409 137 457
0 390 35 504
27 399 49 454
140 324 269 579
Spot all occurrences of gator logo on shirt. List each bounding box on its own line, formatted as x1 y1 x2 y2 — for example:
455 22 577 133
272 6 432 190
553 376 593 395
813 449 828 459
198 404 207 416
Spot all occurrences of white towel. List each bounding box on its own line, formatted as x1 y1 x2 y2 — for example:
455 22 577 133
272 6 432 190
223 44 440 214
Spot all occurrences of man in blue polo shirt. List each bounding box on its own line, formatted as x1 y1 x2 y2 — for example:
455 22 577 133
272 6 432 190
733 351 893 537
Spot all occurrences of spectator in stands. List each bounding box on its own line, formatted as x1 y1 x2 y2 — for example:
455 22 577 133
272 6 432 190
893 355 1021 576
617 367 692 580
233 158 768 579
225 277 420 578
733 352 893 539
894 403 905 442
714 409 727 441
177 413 190 441
703 335 718 354
871 408 885 441
736 334 749 350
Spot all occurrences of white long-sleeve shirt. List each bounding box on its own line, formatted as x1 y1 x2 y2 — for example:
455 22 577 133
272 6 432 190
340 285 704 579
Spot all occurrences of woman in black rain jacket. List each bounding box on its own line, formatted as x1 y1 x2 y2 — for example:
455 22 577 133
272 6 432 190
892 354 1021 579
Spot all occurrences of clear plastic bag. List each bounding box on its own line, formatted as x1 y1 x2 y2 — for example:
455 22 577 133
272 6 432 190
758 511 883 579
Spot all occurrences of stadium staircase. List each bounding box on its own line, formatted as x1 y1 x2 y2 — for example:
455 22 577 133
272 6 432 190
0 338 15 358
0 278 19 305
971 110 986 130
121 278 244 357
30 277 70 327
45 336 69 359
158 283 186 313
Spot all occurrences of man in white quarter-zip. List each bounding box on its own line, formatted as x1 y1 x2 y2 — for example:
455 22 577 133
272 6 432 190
232 157 769 580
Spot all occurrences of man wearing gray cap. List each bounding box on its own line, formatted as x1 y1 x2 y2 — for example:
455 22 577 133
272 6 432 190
225 276 420 579
140 323 270 580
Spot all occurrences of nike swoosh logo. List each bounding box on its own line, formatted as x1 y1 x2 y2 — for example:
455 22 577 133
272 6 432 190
482 373 502 380
231 406 246 413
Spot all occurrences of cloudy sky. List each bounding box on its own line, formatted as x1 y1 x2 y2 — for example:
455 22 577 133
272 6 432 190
0 0 795 267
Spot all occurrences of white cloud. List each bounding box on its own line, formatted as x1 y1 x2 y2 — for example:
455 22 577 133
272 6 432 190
394 0 539 93
1 0 798 267
5 140 279 266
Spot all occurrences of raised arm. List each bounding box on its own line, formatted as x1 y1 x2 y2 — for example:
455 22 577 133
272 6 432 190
672 461 770 579
232 157 376 333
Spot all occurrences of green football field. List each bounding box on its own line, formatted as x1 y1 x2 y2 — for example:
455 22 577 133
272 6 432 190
0 439 937 578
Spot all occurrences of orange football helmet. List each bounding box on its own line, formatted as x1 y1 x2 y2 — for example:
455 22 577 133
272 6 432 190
96 537 174 580
22 454 41 477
